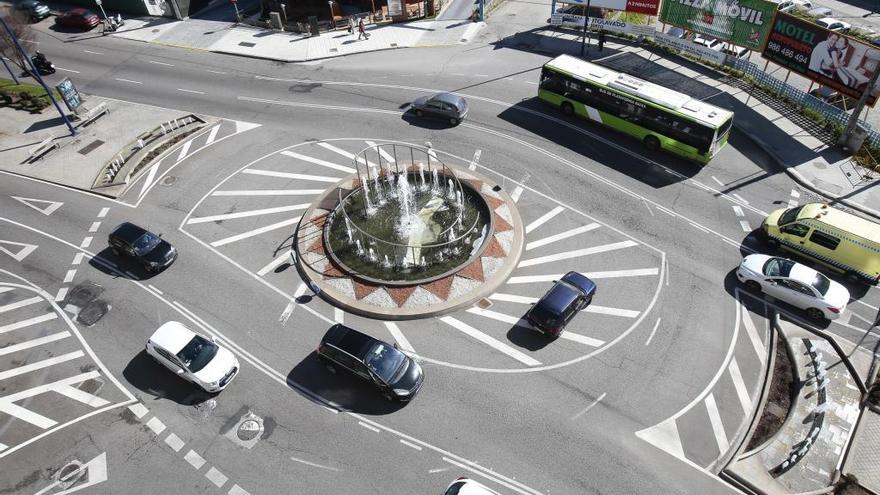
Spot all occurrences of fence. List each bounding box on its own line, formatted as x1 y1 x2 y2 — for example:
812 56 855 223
730 57 880 150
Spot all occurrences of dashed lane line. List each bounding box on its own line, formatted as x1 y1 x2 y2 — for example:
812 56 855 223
114 78 142 84
177 88 205 95
184 450 206 469
358 421 381 433
149 60 174 66
206 467 228 488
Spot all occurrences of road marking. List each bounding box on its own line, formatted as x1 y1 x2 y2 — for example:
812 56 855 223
358 421 381 433
56 66 80 73
788 189 800 208
228 485 250 495
147 284 163 295
281 150 356 173
204 125 221 145
84 50 103 55
63 269 77 284
72 252 86 265
518 241 637 267
364 140 395 163
149 60 174 66
242 169 341 182
206 467 228 488
740 220 751 232
510 186 523 203
704 393 729 453
128 403 149 419
570 392 606 420
164 432 185 452
80 236 93 248
0 400 56 428
655 205 676 216
488 293 537 304
138 164 160 201
317 142 377 168
468 149 481 171
213 189 323 197
525 223 600 251
114 78 142 84
400 439 423 450
466 306 605 346
509 269 659 284
442 457 541 495
97 207 110 218
257 253 291 276
741 303 765 359
11 196 64 216
524 81 538 85
711 176 724 186
728 357 752 415
524 206 564 234
187 204 310 224
146 417 166 435
644 317 661 345
206 69 227 74
334 308 344 323
428 468 451 474
384 322 414 352
0 313 57 334
177 88 205 95
584 305 640 318
732 205 744 217
289 456 340 471
54 287 68 302
0 331 70 356
0 296 42 313
184 450 206 469
177 140 193 162
642 199 654 216
732 193 749 205
0 350 83 382
689 222 709 233
210 217 301 247
88 221 101 233
441 316 541 366
0 240 38 262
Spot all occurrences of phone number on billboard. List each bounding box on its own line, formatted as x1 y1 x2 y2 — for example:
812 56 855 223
766 41 809 65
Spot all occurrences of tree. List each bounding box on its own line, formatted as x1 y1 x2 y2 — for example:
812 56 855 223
0 7 33 74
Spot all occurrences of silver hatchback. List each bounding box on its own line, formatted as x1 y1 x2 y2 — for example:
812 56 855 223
411 93 468 125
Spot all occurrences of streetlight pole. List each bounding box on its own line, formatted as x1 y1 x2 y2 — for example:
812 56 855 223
94 0 109 25
0 16 76 136
838 68 880 151
328 1 335 28
579 0 591 57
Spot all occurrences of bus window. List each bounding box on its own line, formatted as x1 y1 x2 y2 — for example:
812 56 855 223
781 223 810 237
809 230 841 250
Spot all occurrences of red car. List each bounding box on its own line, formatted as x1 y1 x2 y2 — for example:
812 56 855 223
55 8 101 30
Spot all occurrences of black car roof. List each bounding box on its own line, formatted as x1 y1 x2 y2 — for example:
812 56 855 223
432 93 464 105
111 222 148 243
322 324 375 357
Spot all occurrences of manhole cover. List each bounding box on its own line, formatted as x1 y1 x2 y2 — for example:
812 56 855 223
161 175 177 186
56 460 85 488
237 420 261 441
77 300 110 327
67 282 104 307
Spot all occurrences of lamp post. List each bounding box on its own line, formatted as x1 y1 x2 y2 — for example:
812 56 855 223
579 0 591 57
328 0 335 28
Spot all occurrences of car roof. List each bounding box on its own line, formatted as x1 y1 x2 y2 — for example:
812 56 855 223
149 321 196 354
432 93 464 105
111 222 148 243
322 324 376 357
536 282 582 315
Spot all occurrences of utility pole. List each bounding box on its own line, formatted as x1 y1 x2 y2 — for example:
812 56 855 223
1 57 19 84
94 0 109 23
579 0 591 57
478 0 484 21
0 16 76 136
838 68 880 152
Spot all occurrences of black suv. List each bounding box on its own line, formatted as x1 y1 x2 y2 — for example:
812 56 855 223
317 324 424 402
108 222 177 273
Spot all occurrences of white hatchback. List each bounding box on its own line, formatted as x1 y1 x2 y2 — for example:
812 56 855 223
444 477 500 495
146 321 240 392
737 254 850 321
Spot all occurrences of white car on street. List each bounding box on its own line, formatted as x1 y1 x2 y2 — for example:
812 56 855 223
736 254 850 321
444 477 500 495
816 17 851 32
146 321 240 392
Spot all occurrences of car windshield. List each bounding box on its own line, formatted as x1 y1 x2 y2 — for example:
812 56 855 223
812 273 831 295
763 257 795 277
133 232 161 255
175 335 219 372
778 205 803 226
364 343 406 383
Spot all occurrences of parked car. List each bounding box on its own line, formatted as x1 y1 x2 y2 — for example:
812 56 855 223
816 17 851 32
775 0 797 13
667 26 687 39
719 42 750 59
444 477 500 495
736 254 850 321
108 222 178 273
14 0 50 22
809 86 853 109
526 271 597 337
54 8 100 30
411 93 469 126
806 7 833 17
317 324 424 402
692 34 723 50
146 322 240 393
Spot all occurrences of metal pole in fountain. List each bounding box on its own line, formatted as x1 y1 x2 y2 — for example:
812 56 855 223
431 169 440 195
418 162 426 191
345 217 354 243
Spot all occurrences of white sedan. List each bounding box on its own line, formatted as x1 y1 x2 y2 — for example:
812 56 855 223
737 254 849 321
146 321 239 392
444 477 500 495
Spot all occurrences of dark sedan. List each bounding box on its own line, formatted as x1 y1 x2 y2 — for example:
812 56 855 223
55 8 101 30
14 0 51 22
108 222 177 273
410 93 468 125
526 271 597 338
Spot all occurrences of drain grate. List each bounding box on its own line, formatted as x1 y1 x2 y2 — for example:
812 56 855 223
77 300 110 327
238 41 256 47
78 140 105 155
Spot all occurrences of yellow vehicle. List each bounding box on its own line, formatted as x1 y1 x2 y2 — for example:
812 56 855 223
762 203 880 285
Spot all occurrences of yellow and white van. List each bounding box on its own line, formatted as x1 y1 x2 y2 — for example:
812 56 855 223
762 203 880 285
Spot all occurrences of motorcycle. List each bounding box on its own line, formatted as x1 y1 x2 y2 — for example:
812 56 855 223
31 52 55 75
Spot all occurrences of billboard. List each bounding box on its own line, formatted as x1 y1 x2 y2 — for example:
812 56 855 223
659 0 776 51
762 13 880 106
654 30 727 64
549 14 656 37
562 0 660 15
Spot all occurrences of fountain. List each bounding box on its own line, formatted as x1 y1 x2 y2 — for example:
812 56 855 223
324 143 493 285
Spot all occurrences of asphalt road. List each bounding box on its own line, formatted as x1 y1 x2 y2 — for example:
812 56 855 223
2 9 880 495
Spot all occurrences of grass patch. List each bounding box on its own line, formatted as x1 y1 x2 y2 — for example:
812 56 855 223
0 78 61 100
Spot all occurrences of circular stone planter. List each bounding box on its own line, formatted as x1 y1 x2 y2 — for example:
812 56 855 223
294 164 524 320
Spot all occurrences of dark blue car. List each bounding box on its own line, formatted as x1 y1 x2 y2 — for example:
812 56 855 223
526 271 597 337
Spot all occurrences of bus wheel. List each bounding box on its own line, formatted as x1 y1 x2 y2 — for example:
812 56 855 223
561 102 574 116
643 135 660 151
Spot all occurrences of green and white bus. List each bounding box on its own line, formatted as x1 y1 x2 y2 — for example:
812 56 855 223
538 54 734 163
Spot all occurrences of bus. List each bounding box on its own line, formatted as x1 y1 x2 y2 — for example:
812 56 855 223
538 54 734 163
